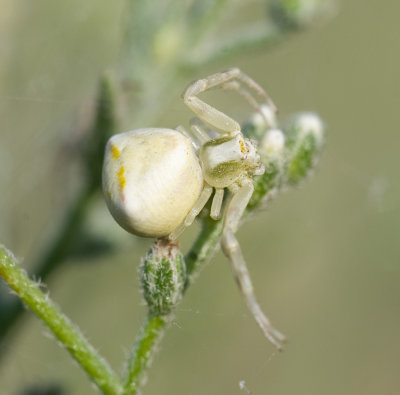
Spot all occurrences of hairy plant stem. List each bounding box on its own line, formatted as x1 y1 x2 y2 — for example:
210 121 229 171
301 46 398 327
0 245 123 395
124 314 169 395
184 217 223 289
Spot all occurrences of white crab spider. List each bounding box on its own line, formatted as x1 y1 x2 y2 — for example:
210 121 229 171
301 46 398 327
102 68 285 349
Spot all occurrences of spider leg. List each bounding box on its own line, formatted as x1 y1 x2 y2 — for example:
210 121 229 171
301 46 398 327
236 71 277 114
169 184 213 241
189 118 211 144
221 81 276 129
221 181 286 350
210 188 224 220
176 125 200 150
182 68 277 134
184 93 241 135
184 68 241 95
183 69 243 135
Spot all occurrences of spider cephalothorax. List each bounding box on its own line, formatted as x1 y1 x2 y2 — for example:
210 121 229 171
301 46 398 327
200 134 264 188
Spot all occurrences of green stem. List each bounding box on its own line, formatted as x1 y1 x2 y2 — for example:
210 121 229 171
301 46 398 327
182 22 294 69
124 314 169 395
0 245 123 395
184 218 223 290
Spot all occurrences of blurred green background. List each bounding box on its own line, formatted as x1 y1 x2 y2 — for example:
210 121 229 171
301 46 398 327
1 0 399 394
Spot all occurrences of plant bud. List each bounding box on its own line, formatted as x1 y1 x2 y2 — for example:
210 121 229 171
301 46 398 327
285 112 325 186
270 0 335 28
242 104 277 141
140 240 186 316
248 129 286 210
259 128 286 163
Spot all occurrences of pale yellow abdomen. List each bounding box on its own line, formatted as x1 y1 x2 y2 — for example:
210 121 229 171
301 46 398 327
102 128 203 237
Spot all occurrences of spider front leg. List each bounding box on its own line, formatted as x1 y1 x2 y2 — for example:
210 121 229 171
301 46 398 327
220 80 277 129
221 180 286 350
169 185 213 241
183 68 277 134
177 121 212 152
183 69 243 135
169 185 226 241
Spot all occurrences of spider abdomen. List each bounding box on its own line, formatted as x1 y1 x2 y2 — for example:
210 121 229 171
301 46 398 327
102 128 203 238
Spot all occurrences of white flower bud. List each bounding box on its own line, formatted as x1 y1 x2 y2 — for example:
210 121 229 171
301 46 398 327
271 0 336 28
290 112 325 148
285 112 325 185
259 129 286 165
250 104 278 129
